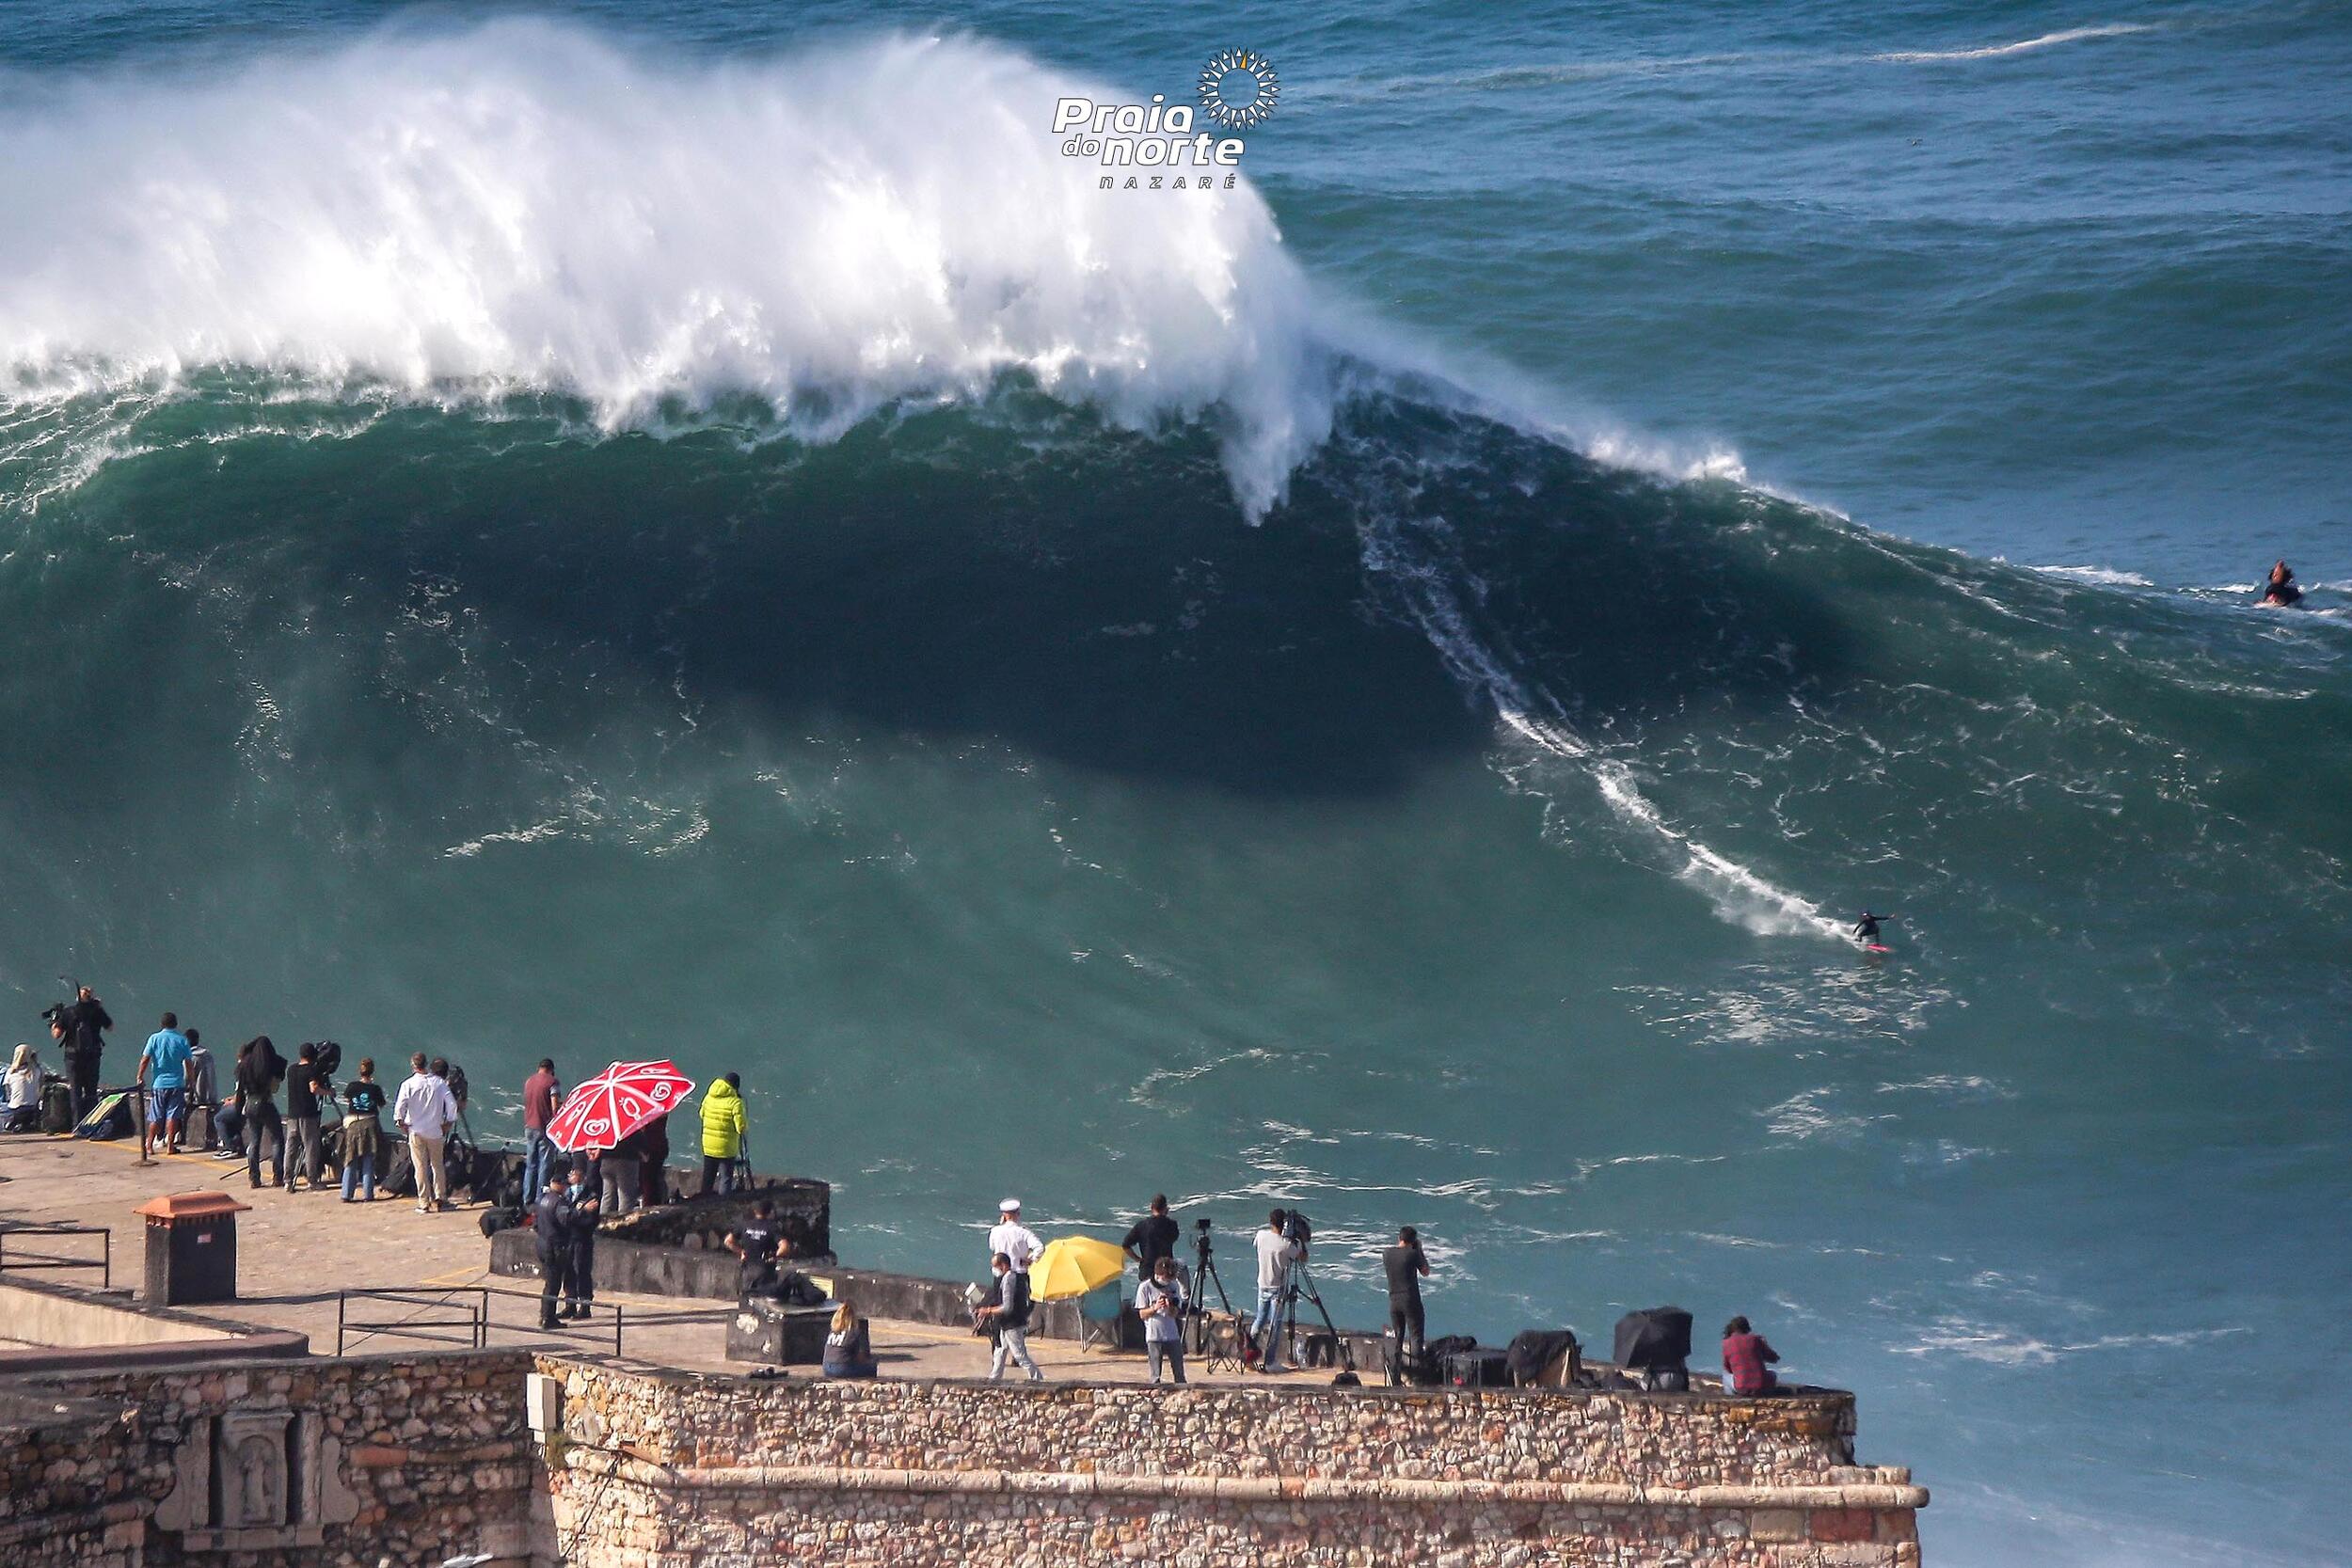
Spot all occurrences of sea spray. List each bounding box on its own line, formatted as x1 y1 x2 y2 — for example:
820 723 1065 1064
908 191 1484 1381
0 24 1327 515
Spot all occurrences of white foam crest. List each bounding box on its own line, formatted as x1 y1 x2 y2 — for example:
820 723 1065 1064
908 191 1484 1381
0 22 1330 516
1870 24 2153 64
1506 710 1848 940
1353 490 1847 942
2028 564 2154 588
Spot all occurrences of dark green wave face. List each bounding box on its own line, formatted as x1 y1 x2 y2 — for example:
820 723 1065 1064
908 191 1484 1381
5 378 2349 1568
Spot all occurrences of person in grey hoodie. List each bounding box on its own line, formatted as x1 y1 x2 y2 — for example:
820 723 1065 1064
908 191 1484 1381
184 1030 218 1148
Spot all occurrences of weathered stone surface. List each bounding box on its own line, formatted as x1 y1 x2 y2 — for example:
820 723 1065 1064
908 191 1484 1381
0 1347 1928 1566
532 1361 1927 1567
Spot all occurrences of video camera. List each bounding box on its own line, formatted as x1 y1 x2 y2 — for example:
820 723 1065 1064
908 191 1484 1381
1279 1208 1312 1249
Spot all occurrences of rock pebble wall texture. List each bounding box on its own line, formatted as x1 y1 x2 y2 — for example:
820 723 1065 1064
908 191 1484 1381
541 1362 1925 1567
1 1349 538 1568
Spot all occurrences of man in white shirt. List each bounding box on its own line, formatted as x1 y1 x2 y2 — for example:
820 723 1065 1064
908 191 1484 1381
1250 1208 1303 1372
393 1052 459 1214
988 1198 1042 1275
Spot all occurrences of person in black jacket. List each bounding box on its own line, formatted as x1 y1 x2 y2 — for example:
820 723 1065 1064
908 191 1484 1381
559 1158 600 1321
58 987 112 1121
235 1037 288 1190
534 1172 573 1328
533 1169 597 1328
975 1251 1043 1381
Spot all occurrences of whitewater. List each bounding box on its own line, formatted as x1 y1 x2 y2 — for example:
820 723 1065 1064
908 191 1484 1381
2 8 2347 1567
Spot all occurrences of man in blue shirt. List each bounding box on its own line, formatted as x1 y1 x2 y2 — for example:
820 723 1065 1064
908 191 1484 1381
137 1012 193 1163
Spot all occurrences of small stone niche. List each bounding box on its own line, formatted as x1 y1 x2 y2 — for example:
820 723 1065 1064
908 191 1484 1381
155 1405 359 1551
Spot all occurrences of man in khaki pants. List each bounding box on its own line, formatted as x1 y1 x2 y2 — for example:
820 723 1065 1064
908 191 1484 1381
393 1052 459 1213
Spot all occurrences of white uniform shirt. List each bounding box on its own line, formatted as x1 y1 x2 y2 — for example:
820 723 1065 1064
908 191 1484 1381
989 1218 1042 1274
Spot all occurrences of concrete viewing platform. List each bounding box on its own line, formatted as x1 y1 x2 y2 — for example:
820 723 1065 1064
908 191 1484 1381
0 1131 1929 1567
5 1133 1274 1383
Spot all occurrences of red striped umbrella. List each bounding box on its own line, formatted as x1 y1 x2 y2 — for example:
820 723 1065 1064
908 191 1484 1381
546 1059 696 1153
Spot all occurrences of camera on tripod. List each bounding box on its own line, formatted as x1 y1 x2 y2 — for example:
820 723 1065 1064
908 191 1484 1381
1279 1207 1311 1250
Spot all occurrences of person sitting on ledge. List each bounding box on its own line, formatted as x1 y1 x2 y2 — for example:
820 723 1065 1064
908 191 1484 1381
2 1042 41 1132
822 1300 879 1380
1721 1315 1782 1397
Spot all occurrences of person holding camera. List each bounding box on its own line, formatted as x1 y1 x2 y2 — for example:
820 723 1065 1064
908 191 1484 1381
1383 1225 1432 1366
1136 1254 1189 1385
976 1250 1043 1381
1250 1209 1303 1372
55 986 111 1122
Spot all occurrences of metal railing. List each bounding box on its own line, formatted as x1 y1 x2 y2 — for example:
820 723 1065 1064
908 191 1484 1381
0 1223 111 1288
335 1287 490 1356
325 1284 739 1359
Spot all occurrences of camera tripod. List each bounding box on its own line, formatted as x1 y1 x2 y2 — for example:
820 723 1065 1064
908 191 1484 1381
1185 1231 1242 1370
1266 1255 1348 1372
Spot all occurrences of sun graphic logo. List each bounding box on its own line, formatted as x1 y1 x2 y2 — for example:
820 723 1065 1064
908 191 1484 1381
1198 49 1279 130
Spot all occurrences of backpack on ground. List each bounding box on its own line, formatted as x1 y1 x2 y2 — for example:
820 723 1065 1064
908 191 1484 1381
72 1090 134 1141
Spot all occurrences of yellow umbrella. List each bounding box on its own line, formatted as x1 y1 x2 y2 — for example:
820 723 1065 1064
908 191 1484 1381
1027 1235 1128 1301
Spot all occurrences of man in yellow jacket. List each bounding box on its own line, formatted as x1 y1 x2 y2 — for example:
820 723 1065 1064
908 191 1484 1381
698 1071 749 1196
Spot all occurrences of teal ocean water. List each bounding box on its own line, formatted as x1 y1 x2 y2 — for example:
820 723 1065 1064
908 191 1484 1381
3 5 2347 1562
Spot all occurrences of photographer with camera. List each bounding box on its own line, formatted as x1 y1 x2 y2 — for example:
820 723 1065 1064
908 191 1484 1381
1250 1208 1304 1372
1383 1225 1432 1369
1136 1254 1189 1384
53 985 111 1121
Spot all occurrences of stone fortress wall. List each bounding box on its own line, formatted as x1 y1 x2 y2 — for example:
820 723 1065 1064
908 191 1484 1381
2 1346 1923 1566
539 1359 1924 1566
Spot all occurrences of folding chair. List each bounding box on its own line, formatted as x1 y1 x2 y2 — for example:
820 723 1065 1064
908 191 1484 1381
1077 1282 1125 1353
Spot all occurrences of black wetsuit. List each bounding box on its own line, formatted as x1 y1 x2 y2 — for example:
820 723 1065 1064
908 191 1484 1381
1855 914 1883 944
2264 577 2302 606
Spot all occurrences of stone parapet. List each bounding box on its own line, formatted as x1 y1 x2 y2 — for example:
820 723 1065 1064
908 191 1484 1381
537 1359 1924 1566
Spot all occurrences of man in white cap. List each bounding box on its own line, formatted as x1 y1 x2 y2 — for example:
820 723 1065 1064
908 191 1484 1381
989 1198 1042 1275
